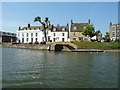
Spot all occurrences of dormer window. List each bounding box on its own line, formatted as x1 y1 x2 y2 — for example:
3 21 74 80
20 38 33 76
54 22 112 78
53 28 56 31
62 28 65 31
73 27 77 31
112 26 116 30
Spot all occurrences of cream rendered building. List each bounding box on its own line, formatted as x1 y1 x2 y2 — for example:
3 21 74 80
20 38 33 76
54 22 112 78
70 20 91 42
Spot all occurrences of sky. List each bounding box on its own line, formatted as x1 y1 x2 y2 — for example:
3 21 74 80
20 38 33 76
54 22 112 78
1 2 118 36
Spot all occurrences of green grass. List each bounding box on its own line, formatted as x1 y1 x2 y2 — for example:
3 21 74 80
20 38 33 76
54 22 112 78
73 41 120 50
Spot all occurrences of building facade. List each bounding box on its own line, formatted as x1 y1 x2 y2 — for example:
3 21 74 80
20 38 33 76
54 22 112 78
0 31 17 43
70 20 91 42
109 23 120 41
51 24 69 42
16 24 69 43
95 30 102 42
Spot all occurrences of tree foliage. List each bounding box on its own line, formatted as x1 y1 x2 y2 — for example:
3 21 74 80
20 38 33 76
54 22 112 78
104 32 110 42
82 24 95 38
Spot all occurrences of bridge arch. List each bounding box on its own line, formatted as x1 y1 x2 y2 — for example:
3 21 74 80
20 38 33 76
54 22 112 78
55 44 76 51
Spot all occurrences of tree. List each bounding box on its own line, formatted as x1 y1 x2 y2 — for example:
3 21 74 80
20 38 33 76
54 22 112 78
82 23 95 38
104 32 110 42
34 16 52 42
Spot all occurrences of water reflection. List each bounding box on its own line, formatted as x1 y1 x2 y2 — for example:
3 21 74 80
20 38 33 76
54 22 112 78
2 48 118 88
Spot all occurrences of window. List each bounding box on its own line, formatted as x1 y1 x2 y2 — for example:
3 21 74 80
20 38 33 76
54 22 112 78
73 27 77 31
112 32 115 37
112 26 116 31
73 32 76 36
36 38 38 41
31 38 33 42
62 28 65 31
117 30 120 37
53 38 56 42
73 38 76 41
36 33 38 37
62 38 64 42
26 38 28 42
53 33 56 36
53 28 56 31
84 38 88 41
31 33 33 37
62 33 64 36
27 33 28 37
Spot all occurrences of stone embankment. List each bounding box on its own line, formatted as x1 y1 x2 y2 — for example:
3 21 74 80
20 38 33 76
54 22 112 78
2 43 49 50
1 43 120 52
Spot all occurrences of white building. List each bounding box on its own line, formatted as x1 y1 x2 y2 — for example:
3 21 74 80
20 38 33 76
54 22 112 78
16 24 69 43
51 24 69 42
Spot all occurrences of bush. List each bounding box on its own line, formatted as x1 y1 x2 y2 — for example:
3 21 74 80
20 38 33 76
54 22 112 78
29 42 32 44
34 41 39 44
40 41 46 44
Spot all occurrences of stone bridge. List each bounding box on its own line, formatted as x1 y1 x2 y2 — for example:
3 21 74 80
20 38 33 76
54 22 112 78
47 42 77 51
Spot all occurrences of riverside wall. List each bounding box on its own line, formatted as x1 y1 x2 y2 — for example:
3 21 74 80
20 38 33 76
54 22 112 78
1 43 120 52
1 43 49 50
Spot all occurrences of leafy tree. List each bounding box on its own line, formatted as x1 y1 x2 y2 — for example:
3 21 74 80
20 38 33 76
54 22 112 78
34 16 53 42
82 23 95 38
104 32 110 42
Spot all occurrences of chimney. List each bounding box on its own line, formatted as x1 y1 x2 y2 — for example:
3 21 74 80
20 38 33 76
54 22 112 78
71 20 73 24
28 23 30 27
19 26 21 30
67 23 69 26
57 24 59 26
88 19 91 24
110 22 112 26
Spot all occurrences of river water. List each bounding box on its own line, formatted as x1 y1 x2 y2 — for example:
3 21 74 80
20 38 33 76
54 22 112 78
2 48 118 88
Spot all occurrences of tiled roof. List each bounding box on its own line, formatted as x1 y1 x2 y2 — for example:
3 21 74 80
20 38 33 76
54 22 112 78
52 25 69 32
70 23 88 32
95 30 101 35
19 25 69 32
21 26 42 30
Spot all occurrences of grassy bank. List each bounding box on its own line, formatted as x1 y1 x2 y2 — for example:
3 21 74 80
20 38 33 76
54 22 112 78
73 41 120 50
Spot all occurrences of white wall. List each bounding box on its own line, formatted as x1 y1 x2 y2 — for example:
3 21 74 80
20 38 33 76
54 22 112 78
50 32 68 42
16 29 69 43
16 29 44 43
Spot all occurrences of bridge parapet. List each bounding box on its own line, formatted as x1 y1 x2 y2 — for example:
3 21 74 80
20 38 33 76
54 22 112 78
47 42 77 51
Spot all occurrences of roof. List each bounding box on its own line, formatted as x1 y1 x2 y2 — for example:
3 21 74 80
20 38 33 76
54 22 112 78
20 26 42 30
95 30 102 35
0 31 16 37
52 25 69 32
70 23 88 32
19 24 69 32
111 24 120 30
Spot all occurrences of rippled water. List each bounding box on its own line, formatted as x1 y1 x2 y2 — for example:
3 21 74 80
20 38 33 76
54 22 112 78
2 48 118 88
